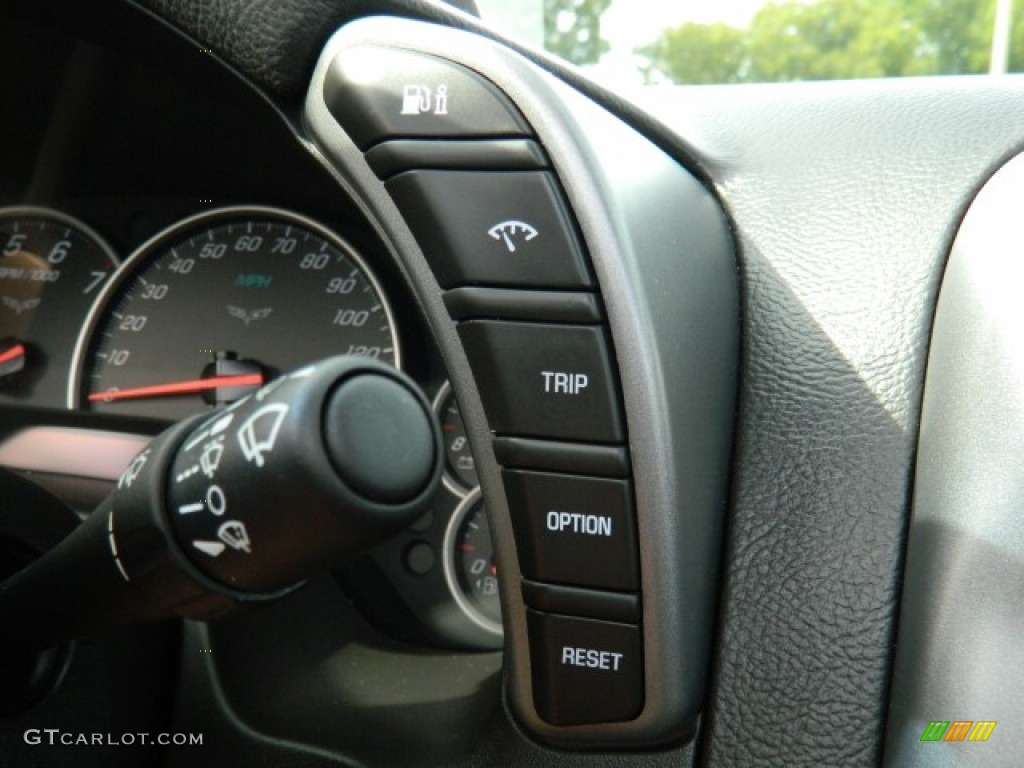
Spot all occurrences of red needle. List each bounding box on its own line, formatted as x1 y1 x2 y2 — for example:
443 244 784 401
0 343 26 367
89 373 263 402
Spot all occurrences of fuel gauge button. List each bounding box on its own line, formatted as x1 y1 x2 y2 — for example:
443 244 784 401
324 47 530 149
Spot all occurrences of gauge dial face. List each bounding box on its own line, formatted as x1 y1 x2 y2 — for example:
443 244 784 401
433 381 479 493
0 207 118 405
445 490 502 634
72 207 399 420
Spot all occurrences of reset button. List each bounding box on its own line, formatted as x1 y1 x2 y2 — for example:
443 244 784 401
527 610 643 726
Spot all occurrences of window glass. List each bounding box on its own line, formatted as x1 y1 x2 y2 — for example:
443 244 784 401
476 0 1022 88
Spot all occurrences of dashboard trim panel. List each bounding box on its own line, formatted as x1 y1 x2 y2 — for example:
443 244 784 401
305 16 738 749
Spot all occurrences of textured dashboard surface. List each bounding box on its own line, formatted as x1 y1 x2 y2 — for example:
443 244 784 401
643 80 1024 766
133 0 480 96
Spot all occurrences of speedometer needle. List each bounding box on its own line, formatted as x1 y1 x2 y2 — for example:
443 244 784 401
88 373 264 402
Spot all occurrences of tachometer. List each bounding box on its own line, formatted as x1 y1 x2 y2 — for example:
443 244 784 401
71 207 399 420
0 207 118 406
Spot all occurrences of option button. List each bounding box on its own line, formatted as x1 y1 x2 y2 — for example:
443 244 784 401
503 470 639 591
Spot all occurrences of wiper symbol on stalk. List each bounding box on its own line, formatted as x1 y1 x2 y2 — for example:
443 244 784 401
487 220 539 253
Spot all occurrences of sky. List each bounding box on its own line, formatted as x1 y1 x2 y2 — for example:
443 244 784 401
475 0 766 48
601 0 764 49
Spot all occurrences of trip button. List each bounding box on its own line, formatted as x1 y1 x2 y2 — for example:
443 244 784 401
504 470 639 591
457 321 624 442
324 47 530 148
528 610 644 725
387 171 591 290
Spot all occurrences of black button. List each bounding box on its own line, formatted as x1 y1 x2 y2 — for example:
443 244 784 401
387 171 592 290
443 287 603 324
404 542 435 575
528 610 644 725
492 437 630 477
503 470 639 590
323 374 437 504
366 139 547 179
522 580 641 623
457 321 623 443
324 47 530 148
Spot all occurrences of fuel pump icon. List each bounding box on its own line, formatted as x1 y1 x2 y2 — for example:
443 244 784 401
401 85 432 115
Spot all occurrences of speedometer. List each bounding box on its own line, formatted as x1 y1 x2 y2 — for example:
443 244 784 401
71 207 399 420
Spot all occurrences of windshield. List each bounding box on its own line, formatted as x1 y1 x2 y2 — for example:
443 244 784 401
476 0 1022 89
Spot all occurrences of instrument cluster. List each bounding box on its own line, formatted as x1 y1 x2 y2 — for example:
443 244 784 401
0 199 500 650
0 18 499 653
0 204 398 419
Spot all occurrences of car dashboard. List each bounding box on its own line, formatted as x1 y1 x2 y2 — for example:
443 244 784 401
2 1 1024 767
1 7 506 655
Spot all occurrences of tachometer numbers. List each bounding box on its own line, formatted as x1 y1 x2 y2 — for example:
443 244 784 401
0 208 118 406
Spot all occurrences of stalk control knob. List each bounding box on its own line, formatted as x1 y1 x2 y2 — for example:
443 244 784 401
0 356 442 654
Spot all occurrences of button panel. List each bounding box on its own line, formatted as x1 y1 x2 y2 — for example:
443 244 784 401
457 321 624 443
312 26 742 746
323 44 648 731
387 171 592 290
504 470 639 591
528 611 644 726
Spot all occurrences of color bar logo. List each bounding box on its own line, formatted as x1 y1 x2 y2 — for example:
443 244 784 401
920 720 997 742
